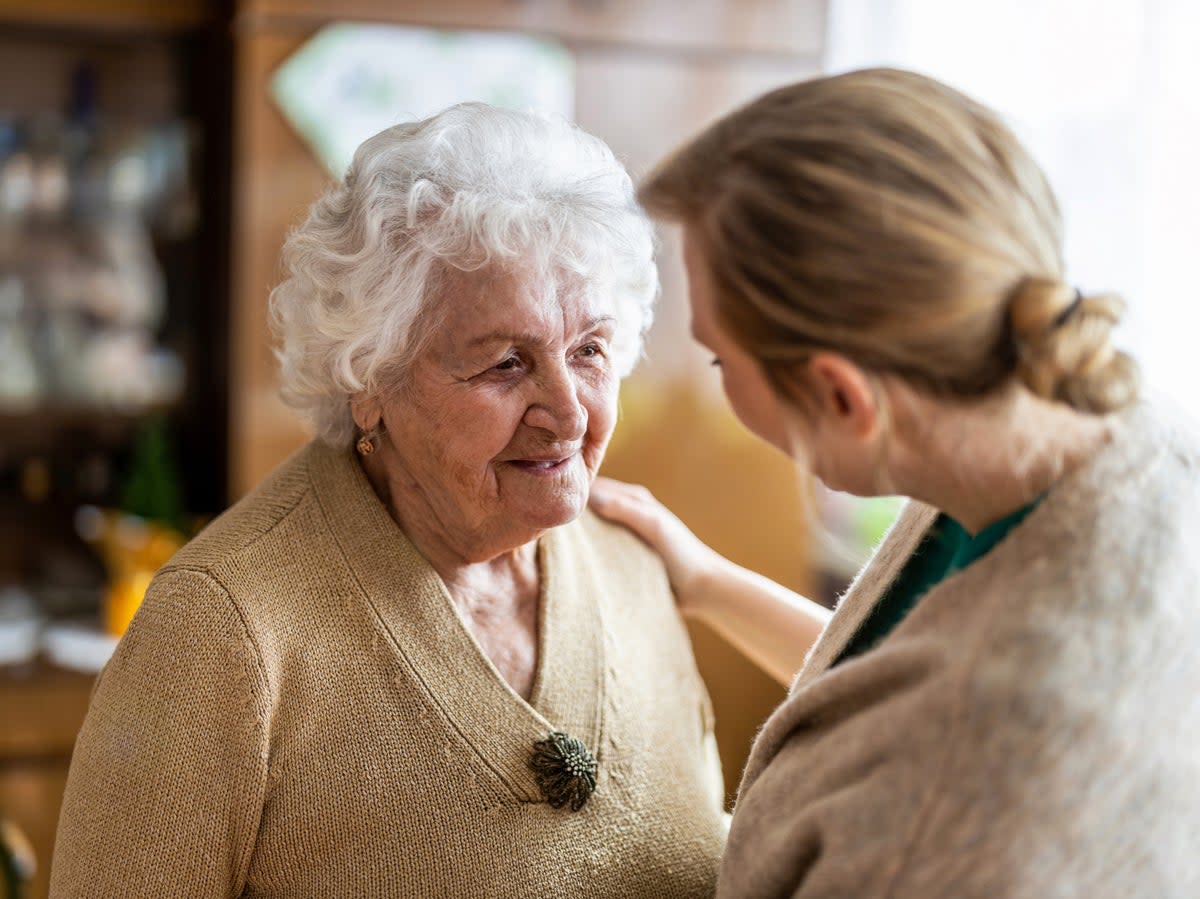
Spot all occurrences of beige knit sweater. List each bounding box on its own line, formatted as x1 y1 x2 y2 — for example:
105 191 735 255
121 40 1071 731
718 401 1200 898
51 442 726 898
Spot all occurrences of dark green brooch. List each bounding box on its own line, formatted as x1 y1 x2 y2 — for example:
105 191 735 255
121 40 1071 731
530 731 598 811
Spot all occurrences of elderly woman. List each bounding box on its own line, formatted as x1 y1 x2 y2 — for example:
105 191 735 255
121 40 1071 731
51 104 725 898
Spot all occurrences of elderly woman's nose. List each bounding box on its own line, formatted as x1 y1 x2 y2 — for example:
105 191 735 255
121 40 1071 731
524 366 588 439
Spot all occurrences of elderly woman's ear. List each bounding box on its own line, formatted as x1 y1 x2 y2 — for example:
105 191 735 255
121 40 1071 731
351 395 383 434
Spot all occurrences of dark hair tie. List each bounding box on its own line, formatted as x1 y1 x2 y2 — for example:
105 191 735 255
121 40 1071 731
1052 288 1084 329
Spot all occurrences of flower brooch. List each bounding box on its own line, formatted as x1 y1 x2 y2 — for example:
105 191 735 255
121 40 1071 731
530 731 598 811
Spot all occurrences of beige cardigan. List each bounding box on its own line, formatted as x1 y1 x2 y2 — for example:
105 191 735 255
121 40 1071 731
51 442 726 898
719 401 1200 898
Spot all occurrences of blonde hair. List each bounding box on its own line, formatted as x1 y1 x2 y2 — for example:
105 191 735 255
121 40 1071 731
640 68 1138 415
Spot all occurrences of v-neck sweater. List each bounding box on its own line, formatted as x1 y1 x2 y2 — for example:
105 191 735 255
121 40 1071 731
834 501 1037 664
51 442 726 899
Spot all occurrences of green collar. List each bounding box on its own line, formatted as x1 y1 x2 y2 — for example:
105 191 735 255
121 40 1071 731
833 497 1040 665
941 499 1041 576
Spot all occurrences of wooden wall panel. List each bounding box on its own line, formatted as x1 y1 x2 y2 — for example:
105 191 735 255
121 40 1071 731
574 49 818 376
237 0 825 56
229 29 323 495
229 19 822 495
0 0 211 31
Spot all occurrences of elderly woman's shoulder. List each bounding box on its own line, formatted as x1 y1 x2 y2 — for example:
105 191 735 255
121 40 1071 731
563 510 695 647
165 445 317 580
568 508 672 587
131 447 321 671
574 506 662 554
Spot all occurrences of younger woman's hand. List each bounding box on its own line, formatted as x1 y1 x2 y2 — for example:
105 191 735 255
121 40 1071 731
591 476 831 686
588 477 721 616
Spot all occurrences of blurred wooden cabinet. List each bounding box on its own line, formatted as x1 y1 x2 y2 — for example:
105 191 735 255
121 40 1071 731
0 3 230 897
0 665 93 899
229 0 826 803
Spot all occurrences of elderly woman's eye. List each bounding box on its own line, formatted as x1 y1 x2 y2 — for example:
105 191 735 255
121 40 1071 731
577 343 604 358
495 356 521 371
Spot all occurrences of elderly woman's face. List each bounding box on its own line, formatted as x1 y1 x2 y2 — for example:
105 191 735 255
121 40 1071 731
373 268 620 555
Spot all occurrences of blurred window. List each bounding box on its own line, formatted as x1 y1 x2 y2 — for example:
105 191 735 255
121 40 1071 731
828 0 1200 419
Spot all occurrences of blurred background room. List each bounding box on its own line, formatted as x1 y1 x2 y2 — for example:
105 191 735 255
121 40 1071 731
0 1 1196 896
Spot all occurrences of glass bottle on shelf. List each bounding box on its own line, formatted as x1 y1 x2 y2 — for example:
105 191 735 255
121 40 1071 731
0 120 41 410
25 109 84 404
72 63 180 411
15 61 185 414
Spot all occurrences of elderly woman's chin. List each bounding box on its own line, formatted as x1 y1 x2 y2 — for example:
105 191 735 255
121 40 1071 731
497 454 595 533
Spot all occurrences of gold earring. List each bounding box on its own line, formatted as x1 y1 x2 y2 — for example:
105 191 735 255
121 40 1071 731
356 431 377 456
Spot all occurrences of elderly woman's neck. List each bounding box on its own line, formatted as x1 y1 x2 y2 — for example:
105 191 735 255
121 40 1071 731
358 450 541 591
358 445 543 699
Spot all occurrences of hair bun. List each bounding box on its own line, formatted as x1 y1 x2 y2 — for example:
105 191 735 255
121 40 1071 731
1008 277 1139 414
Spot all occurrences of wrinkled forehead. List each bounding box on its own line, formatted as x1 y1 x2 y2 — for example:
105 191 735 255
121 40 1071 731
433 264 617 347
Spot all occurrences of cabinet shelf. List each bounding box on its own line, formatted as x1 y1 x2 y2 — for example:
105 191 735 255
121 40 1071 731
0 404 171 458
0 0 214 33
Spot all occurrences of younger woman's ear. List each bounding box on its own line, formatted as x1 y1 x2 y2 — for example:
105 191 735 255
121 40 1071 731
804 353 881 439
350 395 382 433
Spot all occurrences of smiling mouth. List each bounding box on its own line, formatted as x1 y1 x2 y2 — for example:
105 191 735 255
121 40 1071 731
508 456 573 475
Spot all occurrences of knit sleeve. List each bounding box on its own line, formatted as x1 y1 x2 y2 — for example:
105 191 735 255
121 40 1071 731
50 568 272 899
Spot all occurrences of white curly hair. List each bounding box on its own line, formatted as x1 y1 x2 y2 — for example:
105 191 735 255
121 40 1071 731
269 102 659 445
